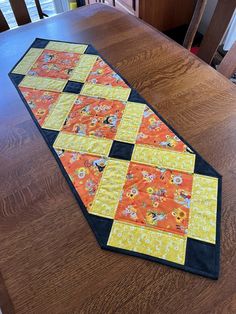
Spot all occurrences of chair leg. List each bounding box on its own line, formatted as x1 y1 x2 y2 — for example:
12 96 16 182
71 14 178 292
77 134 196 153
9 0 31 26
198 0 236 64
183 0 207 50
0 9 9 32
35 0 44 19
218 41 236 78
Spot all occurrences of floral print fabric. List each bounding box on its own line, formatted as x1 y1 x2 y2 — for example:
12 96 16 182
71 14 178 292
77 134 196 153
115 162 193 236
62 95 126 139
86 57 128 88
57 150 107 210
28 49 80 80
137 107 188 153
20 87 60 126
58 153 193 236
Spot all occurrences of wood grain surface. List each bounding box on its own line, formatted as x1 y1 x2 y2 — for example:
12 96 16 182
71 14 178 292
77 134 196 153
0 4 236 314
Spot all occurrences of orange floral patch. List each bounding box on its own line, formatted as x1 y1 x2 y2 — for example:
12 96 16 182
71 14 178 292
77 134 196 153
86 57 128 88
19 87 60 126
57 150 107 209
62 95 126 139
28 49 80 79
136 107 188 153
115 162 193 236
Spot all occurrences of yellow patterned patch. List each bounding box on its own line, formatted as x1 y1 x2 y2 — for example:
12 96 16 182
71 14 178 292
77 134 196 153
188 174 218 244
19 76 67 92
108 221 187 264
80 83 131 101
12 48 43 75
90 160 129 218
70 54 98 82
115 102 146 144
42 93 77 131
53 132 113 156
132 145 196 173
45 41 87 54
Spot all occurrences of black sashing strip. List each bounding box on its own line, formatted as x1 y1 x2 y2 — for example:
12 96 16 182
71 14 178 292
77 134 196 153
8 38 222 279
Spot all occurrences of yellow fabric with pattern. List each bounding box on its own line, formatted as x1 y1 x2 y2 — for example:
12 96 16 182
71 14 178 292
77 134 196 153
19 76 67 92
115 102 146 143
80 83 131 101
188 174 218 244
12 48 43 75
42 93 77 131
132 144 196 173
53 132 113 156
70 54 98 82
45 41 87 54
90 160 129 218
108 221 187 264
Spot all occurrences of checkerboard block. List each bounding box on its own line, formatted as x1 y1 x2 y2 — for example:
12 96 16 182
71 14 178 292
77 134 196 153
108 221 187 264
90 160 129 218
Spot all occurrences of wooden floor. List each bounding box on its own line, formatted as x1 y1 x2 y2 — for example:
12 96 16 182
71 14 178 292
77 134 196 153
0 0 56 28
0 3 236 313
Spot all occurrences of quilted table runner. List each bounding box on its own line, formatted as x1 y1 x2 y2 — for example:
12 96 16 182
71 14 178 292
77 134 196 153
9 38 222 279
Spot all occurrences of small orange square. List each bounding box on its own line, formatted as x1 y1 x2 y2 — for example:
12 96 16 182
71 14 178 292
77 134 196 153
28 49 81 80
62 95 126 139
115 162 193 236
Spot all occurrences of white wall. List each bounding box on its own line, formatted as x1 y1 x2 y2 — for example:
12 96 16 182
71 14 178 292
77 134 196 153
198 0 218 35
224 10 236 50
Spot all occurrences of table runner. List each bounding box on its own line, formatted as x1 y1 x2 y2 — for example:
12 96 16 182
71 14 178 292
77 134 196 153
9 38 222 279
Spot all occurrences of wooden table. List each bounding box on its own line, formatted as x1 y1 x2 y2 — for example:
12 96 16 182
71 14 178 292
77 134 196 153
0 4 236 313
